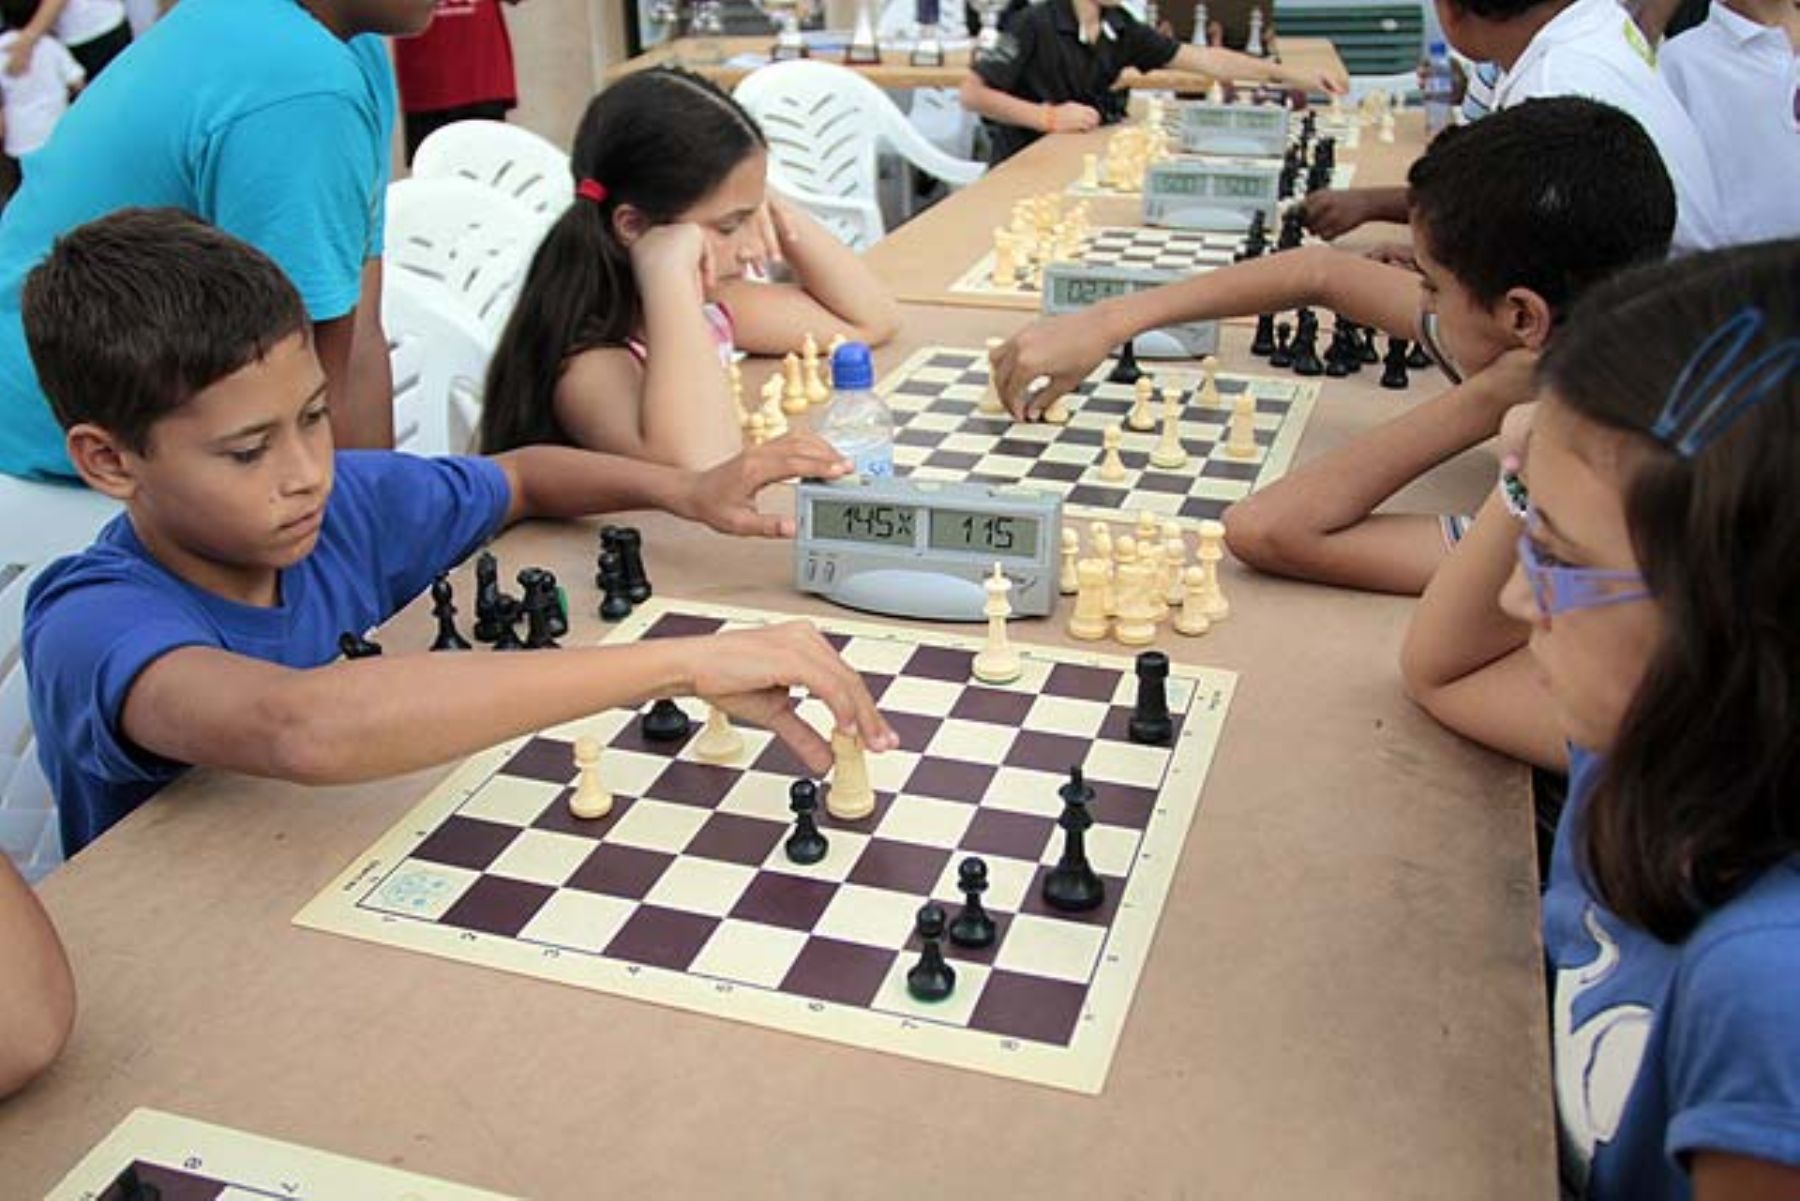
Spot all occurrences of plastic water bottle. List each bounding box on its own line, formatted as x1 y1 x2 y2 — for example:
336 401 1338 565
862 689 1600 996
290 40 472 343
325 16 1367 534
817 341 895 478
1423 40 1455 138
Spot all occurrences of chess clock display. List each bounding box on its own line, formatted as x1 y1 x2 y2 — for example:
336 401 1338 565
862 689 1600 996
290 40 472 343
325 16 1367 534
1141 161 1280 233
1178 101 1289 157
1041 261 1221 359
795 476 1061 621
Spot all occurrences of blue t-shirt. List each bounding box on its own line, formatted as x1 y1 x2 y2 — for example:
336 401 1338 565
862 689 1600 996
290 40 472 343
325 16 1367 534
0 0 395 482
1546 747 1800 1199
22 452 511 856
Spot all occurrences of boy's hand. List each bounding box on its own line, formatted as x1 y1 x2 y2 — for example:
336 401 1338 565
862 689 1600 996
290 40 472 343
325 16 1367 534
683 433 852 537
1298 189 1377 240
990 313 1113 419
1289 66 1349 95
686 623 899 774
630 223 716 295
1046 103 1101 133
5 33 37 76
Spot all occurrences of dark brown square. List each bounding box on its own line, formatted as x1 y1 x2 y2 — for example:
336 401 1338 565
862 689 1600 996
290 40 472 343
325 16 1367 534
886 712 943 752
904 644 977 682
609 703 697 756
847 839 952 894
904 757 997 804
753 736 812 778
565 843 676 900
950 687 1035 726
1042 663 1120 702
500 736 579 784
1099 705 1184 747
905 908 1015 965
645 759 739 808
532 790 639 837
1006 730 1098 774
1093 783 1158 832
780 937 896 1006
961 808 1057 862
645 613 729 640
1019 866 1126 926
730 872 839 931
441 875 556 938
412 815 521 872
687 812 788 866
967 971 1087 1046
604 904 719 971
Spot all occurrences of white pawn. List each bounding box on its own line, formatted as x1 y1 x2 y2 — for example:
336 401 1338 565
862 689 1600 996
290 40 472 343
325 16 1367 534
1162 523 1187 610
693 704 746 763
1135 510 1159 545
1059 527 1080 595
1042 391 1073 425
782 352 809 415
1196 518 1230 622
1149 389 1188 469
1198 356 1223 408
1080 152 1099 190
972 563 1023 684
759 378 789 438
802 334 830 406
1068 558 1110 641
1111 536 1156 647
1127 376 1157 431
980 338 1006 415
1091 521 1116 617
1224 391 1258 459
1173 565 1212 637
992 229 1017 288
569 736 613 820
827 729 876 820
1379 111 1396 143
747 411 770 447
1098 425 1128 482
1207 78 1225 104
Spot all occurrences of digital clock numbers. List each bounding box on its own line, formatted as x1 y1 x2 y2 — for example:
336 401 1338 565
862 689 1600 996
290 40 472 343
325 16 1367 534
1141 161 1280 232
1041 262 1221 359
1177 101 1289 157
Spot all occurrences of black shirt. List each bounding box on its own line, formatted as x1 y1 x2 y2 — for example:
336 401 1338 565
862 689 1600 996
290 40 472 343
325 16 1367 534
972 0 1180 164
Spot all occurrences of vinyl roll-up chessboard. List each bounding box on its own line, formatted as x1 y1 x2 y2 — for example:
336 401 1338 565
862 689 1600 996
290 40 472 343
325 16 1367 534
296 601 1236 1095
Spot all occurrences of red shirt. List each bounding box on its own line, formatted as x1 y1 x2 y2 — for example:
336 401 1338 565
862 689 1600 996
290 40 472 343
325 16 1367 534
394 0 517 114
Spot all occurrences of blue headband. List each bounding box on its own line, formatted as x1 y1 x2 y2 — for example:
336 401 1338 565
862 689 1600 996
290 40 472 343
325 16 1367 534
1650 307 1800 459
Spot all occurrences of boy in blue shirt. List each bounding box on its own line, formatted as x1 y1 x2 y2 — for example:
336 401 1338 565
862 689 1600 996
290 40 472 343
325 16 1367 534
21 209 897 857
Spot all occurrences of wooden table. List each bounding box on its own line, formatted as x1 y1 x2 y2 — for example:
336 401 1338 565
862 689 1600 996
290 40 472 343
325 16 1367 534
607 33 1348 91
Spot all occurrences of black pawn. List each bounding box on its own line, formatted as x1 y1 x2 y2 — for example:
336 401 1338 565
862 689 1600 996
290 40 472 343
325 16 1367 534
597 550 633 622
489 595 525 650
1107 338 1144 385
429 575 471 651
1381 337 1411 390
1250 312 1277 357
339 630 382 659
472 550 507 643
1043 766 1105 913
1323 322 1354 378
949 856 997 949
1278 208 1305 251
614 527 652 604
1268 321 1294 369
541 568 568 639
1358 326 1381 365
1407 340 1433 370
1128 650 1173 746
641 697 692 742
784 779 829 865
519 570 561 650
1290 310 1324 377
906 903 957 1002
1338 321 1365 374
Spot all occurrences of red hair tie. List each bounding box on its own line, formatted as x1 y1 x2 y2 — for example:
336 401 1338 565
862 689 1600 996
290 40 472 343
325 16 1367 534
576 178 608 204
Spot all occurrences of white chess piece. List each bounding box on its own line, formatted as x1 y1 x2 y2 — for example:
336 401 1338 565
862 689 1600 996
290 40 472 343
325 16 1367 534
693 704 746 763
980 338 1007 415
824 334 846 387
992 229 1017 288
746 411 770 447
1111 536 1156 647
1380 111 1396 143
1127 376 1157 431
1224 391 1258 459
759 379 789 438
1207 78 1225 104
1068 558 1110 641
1198 355 1223 408
782 352 809 415
568 736 613 819
1148 389 1188 469
1162 523 1187 609
827 729 876 820
1059 527 1080 595
1080 152 1100 190
1173 565 1212 636
971 563 1023 684
1099 425 1128 482
1142 537 1168 622
1196 518 1230 621
1135 510 1159 544
1091 521 1116 617
1042 392 1073 425
802 333 830 406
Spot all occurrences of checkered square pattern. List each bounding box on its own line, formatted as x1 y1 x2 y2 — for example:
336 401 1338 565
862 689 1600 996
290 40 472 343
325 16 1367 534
950 225 1250 301
299 601 1235 1094
882 345 1319 531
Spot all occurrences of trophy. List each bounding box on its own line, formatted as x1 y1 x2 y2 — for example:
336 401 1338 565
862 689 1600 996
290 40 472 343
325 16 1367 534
971 0 1008 52
646 0 726 65
846 0 882 63
755 0 810 59
909 0 943 66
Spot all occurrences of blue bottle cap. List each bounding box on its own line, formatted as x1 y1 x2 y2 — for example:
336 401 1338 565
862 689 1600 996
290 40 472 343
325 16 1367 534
831 342 875 390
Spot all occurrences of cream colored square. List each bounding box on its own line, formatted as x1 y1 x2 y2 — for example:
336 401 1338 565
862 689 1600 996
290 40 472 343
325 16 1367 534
690 919 809 989
717 771 797 823
486 828 596 888
994 914 1108 984
516 888 637 954
457 775 565 828
875 795 977 850
540 708 632 745
815 882 920 948
644 856 758 917
924 719 1015 766
1023 695 1111 739
977 766 1068 820
606 799 710 854
1040 822 1141 877
879 675 965 717
927 852 1038 913
869 957 989 1026
606 749 680 800
761 829 872 883
867 749 921 793
367 861 478 922
1083 739 1173 790
839 636 919 675
678 722 772 768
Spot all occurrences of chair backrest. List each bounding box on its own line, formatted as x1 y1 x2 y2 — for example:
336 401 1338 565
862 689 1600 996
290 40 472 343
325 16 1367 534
410 120 574 233
0 474 120 569
384 176 543 339
0 562 62 882
384 270 493 458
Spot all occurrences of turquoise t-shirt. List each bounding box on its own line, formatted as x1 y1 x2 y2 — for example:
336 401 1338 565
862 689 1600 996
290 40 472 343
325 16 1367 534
0 0 395 482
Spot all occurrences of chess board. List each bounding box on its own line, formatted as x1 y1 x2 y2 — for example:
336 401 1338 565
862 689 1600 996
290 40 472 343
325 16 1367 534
948 225 1248 307
297 600 1236 1095
882 345 1320 530
1150 104 1363 150
48 1109 513 1201
1064 152 1357 199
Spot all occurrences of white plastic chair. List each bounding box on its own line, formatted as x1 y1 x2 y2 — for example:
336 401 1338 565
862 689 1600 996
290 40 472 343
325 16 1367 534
383 271 492 457
733 60 986 250
410 120 574 235
0 562 63 882
0 474 120 567
383 176 543 341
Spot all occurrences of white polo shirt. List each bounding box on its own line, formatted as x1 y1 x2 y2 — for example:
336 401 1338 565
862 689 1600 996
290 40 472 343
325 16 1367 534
1660 4 1800 243
1494 0 1726 253
52 0 126 48
0 32 84 157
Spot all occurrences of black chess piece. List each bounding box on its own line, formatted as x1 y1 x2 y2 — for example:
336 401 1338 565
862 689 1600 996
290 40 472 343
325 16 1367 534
1359 326 1381 365
1324 322 1354 378
613 527 652 604
489 595 525 650
338 630 382 659
906 903 957 1002
1268 321 1294 369
1128 651 1174 746
949 856 997 949
519 570 561 650
1306 162 1330 195
1407 340 1433 370
1277 162 1298 202
1315 136 1336 171
1107 338 1144 385
1290 310 1325 377
429 574 472 651
1301 110 1317 142
597 550 633 622
473 550 507 643
784 779 829 865
641 698 692 742
596 525 622 587
1250 312 1277 357
1043 766 1105 913
540 568 568 639
1277 208 1305 252
1381 337 1412 390
1337 321 1365 374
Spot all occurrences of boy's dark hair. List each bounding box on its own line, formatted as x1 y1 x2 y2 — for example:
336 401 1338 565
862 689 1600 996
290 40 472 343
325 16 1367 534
479 68 766 454
1408 97 1675 318
1539 239 1800 943
22 208 308 454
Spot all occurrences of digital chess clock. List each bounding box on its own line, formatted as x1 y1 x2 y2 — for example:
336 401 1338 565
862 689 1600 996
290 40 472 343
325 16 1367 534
1042 262 1222 359
1141 160 1280 233
1178 102 1289 157
795 476 1061 621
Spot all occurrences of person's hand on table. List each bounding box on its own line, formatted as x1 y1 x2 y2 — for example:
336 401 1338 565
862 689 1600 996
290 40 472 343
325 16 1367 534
990 313 1116 420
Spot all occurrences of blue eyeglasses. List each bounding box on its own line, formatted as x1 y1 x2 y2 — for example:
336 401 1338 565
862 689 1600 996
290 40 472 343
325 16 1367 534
1514 512 1649 618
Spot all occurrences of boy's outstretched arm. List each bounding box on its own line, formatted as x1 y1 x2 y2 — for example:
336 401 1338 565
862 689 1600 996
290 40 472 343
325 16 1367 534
1223 350 1533 595
1166 44 1348 96
991 245 1424 416
0 857 75 1100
